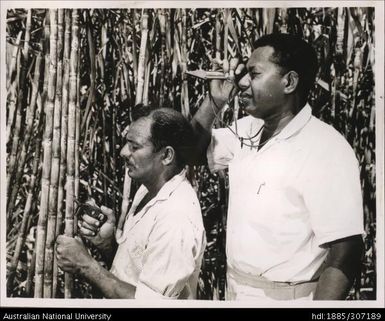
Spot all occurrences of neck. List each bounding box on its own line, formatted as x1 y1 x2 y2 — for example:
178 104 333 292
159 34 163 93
142 166 182 196
263 96 303 135
263 110 295 136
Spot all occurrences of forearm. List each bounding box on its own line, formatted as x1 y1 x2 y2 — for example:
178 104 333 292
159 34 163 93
313 235 363 300
80 258 136 299
191 96 224 165
97 237 118 266
314 266 352 300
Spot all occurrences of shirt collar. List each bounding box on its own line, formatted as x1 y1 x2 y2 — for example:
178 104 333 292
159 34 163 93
131 168 187 213
148 168 187 202
275 104 312 141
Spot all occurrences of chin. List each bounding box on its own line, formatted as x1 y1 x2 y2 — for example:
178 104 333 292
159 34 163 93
244 106 261 118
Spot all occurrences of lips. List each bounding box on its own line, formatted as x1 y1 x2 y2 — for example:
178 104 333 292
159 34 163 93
240 93 252 100
239 94 252 108
125 162 134 169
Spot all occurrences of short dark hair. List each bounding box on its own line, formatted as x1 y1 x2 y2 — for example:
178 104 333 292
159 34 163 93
134 107 195 168
254 33 318 107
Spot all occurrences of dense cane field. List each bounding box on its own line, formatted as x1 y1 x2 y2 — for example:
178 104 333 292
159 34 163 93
5 7 376 300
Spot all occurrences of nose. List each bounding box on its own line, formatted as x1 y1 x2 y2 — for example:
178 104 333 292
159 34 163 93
120 144 131 159
237 73 251 91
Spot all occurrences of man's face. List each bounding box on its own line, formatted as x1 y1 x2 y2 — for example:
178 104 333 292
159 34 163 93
120 117 162 184
238 46 286 119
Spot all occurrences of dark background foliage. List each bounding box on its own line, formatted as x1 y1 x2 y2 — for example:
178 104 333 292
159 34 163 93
5 7 376 300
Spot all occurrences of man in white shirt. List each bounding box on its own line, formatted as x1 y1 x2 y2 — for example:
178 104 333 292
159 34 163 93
191 33 364 300
56 108 206 299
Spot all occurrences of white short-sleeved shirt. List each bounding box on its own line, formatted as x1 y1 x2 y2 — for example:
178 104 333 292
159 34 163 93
207 104 364 283
110 169 206 299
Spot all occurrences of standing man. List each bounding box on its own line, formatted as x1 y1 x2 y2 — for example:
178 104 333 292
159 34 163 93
56 108 206 299
191 33 364 300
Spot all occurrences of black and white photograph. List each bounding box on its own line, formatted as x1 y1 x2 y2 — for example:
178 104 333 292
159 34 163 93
1 0 384 311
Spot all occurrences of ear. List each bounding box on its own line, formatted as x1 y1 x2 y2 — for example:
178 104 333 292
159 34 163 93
161 146 176 166
282 71 299 94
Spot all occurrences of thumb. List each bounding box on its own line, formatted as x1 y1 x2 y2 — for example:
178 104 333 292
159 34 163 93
100 206 116 223
74 235 84 245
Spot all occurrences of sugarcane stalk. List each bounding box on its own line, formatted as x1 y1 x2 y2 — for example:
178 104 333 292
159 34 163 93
64 8 79 298
223 9 229 62
120 19 131 101
131 9 138 88
181 9 190 118
142 57 151 106
7 43 42 224
111 68 119 215
6 30 22 91
213 10 223 127
80 11 96 132
81 14 96 151
167 10 175 107
158 9 166 106
30 10 49 295
74 46 81 231
101 102 108 205
52 9 71 297
6 31 22 145
135 10 148 106
35 9 57 298
215 10 221 62
43 8 63 298
7 112 44 295
6 86 18 148
7 9 32 204
119 166 132 231
26 243 37 297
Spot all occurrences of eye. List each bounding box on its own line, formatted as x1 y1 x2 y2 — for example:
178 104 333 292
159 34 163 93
130 144 139 152
250 71 261 79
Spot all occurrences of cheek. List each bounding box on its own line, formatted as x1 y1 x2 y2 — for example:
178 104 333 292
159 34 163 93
251 79 279 100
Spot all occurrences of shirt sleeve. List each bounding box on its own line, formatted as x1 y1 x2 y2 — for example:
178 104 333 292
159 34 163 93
207 116 263 172
135 214 203 299
301 134 364 247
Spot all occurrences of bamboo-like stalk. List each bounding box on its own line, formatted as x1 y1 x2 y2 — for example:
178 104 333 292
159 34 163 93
6 30 22 145
215 10 221 62
35 9 58 298
81 13 96 151
120 16 133 231
64 9 79 298
7 112 44 295
181 9 190 118
121 59 130 102
6 30 22 91
142 58 151 106
6 9 32 204
121 21 131 102
223 9 229 62
166 10 174 107
111 66 119 216
43 8 63 298
158 9 166 106
213 11 223 127
7 42 43 225
119 166 132 231
96 20 109 206
101 102 108 205
53 9 71 297
131 9 138 89
6 86 18 148
80 11 96 132
74 46 81 231
135 10 148 106
26 244 37 297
